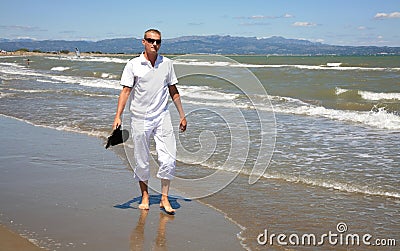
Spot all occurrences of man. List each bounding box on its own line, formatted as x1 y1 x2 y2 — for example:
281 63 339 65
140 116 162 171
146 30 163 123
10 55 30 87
112 29 187 214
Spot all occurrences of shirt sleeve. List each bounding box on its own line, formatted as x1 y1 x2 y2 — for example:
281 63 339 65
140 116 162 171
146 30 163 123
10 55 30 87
120 61 135 88
168 61 178 86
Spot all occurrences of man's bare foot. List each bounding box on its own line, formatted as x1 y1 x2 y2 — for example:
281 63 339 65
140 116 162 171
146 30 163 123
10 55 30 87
138 195 149 210
160 197 175 214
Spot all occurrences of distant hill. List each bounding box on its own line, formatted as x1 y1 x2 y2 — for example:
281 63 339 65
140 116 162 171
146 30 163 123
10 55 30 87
1 35 399 55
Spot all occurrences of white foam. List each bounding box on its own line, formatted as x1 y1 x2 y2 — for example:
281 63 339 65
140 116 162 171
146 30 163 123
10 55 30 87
4 88 52 93
326 62 342 67
173 60 400 71
0 62 24 68
182 87 400 130
335 87 349 95
358 90 400 101
175 151 400 199
51 66 70 71
45 56 129 64
0 92 14 98
179 85 239 101
0 63 48 78
47 74 121 89
335 88 400 101
271 97 400 130
0 60 122 90
263 172 400 199
37 79 61 83
101 73 110 78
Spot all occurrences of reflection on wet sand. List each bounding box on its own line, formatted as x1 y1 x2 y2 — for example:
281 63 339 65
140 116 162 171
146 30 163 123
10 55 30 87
130 210 175 251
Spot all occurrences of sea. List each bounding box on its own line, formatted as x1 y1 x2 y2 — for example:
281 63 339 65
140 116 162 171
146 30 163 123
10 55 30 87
0 53 399 250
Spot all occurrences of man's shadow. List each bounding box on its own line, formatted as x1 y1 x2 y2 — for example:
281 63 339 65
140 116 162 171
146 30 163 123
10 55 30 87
114 194 191 211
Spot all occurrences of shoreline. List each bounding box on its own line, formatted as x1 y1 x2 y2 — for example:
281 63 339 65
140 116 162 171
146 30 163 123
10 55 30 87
0 51 139 57
3 51 399 58
0 115 244 250
0 224 44 251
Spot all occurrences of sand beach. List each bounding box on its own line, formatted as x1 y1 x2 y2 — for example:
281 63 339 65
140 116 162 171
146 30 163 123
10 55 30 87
0 116 243 250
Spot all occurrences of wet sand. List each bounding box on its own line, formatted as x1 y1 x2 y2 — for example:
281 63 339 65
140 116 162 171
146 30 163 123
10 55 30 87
0 116 244 250
0 224 44 251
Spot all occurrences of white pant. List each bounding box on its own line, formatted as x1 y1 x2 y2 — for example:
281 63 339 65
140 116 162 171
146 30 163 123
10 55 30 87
131 111 176 181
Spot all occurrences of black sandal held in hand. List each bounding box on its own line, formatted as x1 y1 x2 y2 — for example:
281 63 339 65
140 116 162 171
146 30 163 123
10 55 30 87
105 125 129 149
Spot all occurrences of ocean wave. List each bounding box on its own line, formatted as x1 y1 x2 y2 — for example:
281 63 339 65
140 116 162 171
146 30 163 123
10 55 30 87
270 96 400 130
1 62 122 89
263 172 400 199
335 87 349 95
335 87 400 101
51 66 70 71
37 79 62 83
173 59 400 71
0 63 49 78
49 75 121 89
0 62 24 68
2 88 54 94
2 87 117 99
0 92 15 98
0 114 109 139
358 90 400 101
92 72 120 79
174 154 400 199
45 56 129 64
179 85 240 101
326 62 342 67
182 91 400 130
2 60 398 130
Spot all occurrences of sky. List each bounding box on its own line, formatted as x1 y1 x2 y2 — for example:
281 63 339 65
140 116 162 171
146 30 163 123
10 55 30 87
0 0 399 46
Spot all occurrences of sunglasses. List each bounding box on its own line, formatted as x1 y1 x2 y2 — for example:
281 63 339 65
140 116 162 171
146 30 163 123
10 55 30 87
144 38 162 45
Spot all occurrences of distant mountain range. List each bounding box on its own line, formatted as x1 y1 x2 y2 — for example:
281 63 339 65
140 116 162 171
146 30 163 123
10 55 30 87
1 35 399 55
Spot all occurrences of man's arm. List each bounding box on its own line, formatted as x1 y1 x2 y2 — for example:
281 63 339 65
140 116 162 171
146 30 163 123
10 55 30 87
112 86 132 129
168 85 187 132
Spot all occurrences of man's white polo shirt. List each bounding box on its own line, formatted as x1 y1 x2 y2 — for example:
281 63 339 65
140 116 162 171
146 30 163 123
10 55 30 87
120 53 178 120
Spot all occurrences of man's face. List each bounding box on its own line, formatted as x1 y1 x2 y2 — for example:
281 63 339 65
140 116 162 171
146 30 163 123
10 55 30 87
142 32 161 54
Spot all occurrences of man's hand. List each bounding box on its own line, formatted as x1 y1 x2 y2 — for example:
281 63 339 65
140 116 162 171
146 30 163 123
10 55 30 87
112 116 121 130
179 117 187 132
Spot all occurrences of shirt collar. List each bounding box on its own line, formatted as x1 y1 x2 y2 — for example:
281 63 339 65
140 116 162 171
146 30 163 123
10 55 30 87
140 52 163 67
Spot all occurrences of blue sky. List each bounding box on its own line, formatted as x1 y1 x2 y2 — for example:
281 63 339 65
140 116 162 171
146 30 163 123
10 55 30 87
0 0 399 46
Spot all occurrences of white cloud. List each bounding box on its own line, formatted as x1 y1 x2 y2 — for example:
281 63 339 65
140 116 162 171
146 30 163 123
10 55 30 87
251 15 270 19
240 22 270 26
236 13 294 20
0 25 46 32
292 22 317 27
374 12 400 19
188 22 204 26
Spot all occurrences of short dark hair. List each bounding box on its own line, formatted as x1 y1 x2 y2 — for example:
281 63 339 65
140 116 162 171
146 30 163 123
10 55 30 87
144 29 161 38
